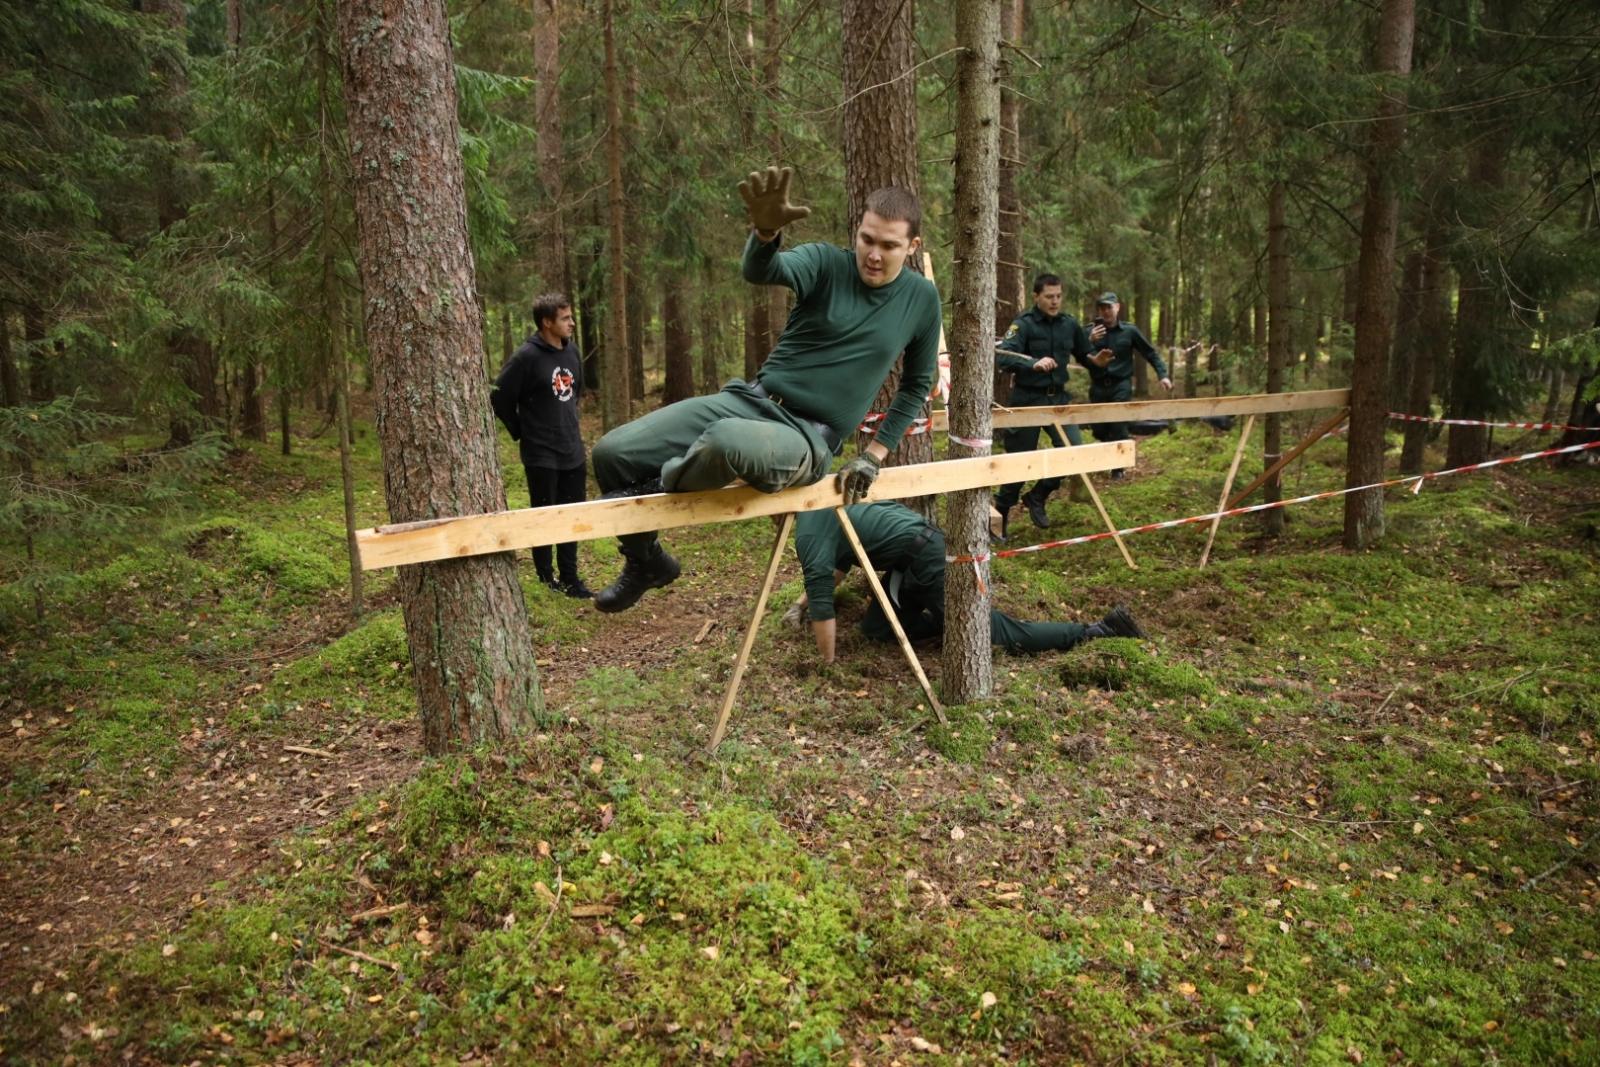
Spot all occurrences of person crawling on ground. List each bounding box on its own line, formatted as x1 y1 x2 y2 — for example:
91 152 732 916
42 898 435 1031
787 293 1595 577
782 501 1148 664
586 166 942 614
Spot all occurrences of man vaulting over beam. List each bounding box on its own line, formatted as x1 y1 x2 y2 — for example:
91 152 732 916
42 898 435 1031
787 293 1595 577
588 166 943 613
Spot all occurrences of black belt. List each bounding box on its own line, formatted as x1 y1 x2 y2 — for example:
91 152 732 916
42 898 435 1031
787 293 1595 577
890 524 938 576
749 381 842 453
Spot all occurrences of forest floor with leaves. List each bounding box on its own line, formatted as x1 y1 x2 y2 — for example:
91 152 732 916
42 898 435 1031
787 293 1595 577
3 398 1599 1067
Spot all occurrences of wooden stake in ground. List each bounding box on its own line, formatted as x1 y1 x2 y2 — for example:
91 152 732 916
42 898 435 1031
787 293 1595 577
833 507 948 724
709 512 795 751
1199 414 1255 570
1057 423 1136 570
1227 408 1350 509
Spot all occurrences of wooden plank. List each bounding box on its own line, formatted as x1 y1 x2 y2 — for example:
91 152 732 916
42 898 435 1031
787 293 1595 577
356 440 1135 570
833 507 947 724
1226 407 1349 509
709 513 794 752
925 388 1349 432
1199 414 1255 570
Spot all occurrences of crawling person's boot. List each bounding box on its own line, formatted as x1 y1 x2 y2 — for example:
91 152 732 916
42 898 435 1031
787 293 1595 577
1084 604 1147 640
595 540 681 613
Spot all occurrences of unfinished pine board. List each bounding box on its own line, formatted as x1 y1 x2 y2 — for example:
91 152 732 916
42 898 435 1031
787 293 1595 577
925 388 1349 432
356 439 1135 570
1199 414 1256 570
833 507 947 723
708 512 795 752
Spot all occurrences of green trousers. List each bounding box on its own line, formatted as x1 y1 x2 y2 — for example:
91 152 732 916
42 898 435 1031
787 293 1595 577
994 385 1084 511
857 529 1087 654
590 380 835 555
1086 379 1135 443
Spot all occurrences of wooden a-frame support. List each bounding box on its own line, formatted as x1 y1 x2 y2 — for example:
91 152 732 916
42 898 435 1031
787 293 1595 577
1199 414 1256 570
1226 407 1351 510
707 507 948 752
1054 421 1137 570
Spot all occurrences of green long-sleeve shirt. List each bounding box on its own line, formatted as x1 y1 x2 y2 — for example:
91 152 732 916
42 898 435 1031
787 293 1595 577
743 233 942 450
793 502 938 623
1076 320 1169 385
996 307 1090 392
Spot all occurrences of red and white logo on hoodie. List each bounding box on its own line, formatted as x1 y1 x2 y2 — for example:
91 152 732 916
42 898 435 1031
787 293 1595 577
551 366 575 402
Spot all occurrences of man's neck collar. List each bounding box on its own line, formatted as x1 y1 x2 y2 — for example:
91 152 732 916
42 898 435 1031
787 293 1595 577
537 329 567 349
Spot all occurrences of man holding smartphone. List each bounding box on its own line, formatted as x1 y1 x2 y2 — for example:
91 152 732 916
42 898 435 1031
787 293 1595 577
1079 291 1171 478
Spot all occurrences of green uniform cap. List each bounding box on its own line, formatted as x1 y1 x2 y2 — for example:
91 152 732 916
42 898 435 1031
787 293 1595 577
1095 291 1119 306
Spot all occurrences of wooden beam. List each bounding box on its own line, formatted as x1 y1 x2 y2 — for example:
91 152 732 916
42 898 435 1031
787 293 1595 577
926 388 1349 432
709 513 794 752
1226 407 1350 509
1199 414 1255 570
834 507 947 724
356 440 1135 570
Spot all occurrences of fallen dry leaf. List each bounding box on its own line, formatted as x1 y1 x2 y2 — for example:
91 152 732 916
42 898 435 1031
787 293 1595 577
1177 982 1197 996
570 904 615 918
949 826 966 842
980 991 997 1009
701 945 720 960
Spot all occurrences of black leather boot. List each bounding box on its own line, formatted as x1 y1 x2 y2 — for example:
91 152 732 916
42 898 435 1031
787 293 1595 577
1022 488 1052 529
594 541 681 613
1085 604 1147 640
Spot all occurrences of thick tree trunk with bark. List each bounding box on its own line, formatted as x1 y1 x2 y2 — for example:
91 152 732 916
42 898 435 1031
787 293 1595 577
1558 301 1600 452
1342 0 1414 550
1399 226 1447 473
319 12 363 618
662 280 694 405
843 0 933 517
533 0 567 293
1262 181 1289 536
994 0 1025 340
943 0 1001 705
1389 248 1423 413
336 0 543 753
601 0 630 430
0 307 20 407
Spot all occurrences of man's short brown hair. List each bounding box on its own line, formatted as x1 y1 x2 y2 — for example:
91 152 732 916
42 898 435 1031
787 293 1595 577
861 187 922 241
532 292 572 329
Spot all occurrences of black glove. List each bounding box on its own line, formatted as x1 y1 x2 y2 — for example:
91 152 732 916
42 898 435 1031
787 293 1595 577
836 452 882 505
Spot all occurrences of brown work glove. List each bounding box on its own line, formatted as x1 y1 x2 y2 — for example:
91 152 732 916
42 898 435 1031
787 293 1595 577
737 166 812 235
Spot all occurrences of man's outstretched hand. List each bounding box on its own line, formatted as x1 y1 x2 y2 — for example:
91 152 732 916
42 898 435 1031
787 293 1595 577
738 166 811 235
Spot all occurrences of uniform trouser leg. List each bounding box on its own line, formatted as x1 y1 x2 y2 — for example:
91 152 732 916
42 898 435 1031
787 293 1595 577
525 463 588 582
1088 383 1134 445
590 384 822 555
991 610 1088 654
996 419 1081 510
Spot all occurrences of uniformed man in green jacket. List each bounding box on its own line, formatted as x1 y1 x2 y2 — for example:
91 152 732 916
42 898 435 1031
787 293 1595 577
588 167 942 613
783 501 1147 663
1079 291 1171 479
993 273 1090 536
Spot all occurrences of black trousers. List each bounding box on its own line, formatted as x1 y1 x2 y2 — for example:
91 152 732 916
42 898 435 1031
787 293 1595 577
525 462 588 582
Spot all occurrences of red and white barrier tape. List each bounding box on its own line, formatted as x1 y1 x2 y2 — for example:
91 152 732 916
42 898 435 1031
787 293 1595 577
1386 411 1592 432
858 413 932 437
947 439 1600 565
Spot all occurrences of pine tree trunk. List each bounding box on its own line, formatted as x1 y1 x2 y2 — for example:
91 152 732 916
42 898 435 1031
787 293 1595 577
336 0 543 753
533 0 567 293
1389 248 1423 413
1445 140 1511 467
1557 301 1600 451
1262 181 1289 536
1342 0 1414 550
662 280 694 405
1399 225 1446 474
0 307 20 407
843 0 933 517
240 362 266 441
1133 262 1150 397
995 0 1025 339
319 9 363 619
699 281 720 395
943 0 1001 706
602 0 630 430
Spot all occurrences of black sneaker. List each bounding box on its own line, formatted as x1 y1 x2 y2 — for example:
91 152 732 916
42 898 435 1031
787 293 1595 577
599 476 664 500
541 578 564 593
1091 604 1147 640
1022 490 1052 529
594 544 681 613
1110 469 1125 481
562 578 594 599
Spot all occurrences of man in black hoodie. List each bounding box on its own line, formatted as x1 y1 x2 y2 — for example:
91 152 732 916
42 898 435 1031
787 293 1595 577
491 293 593 598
